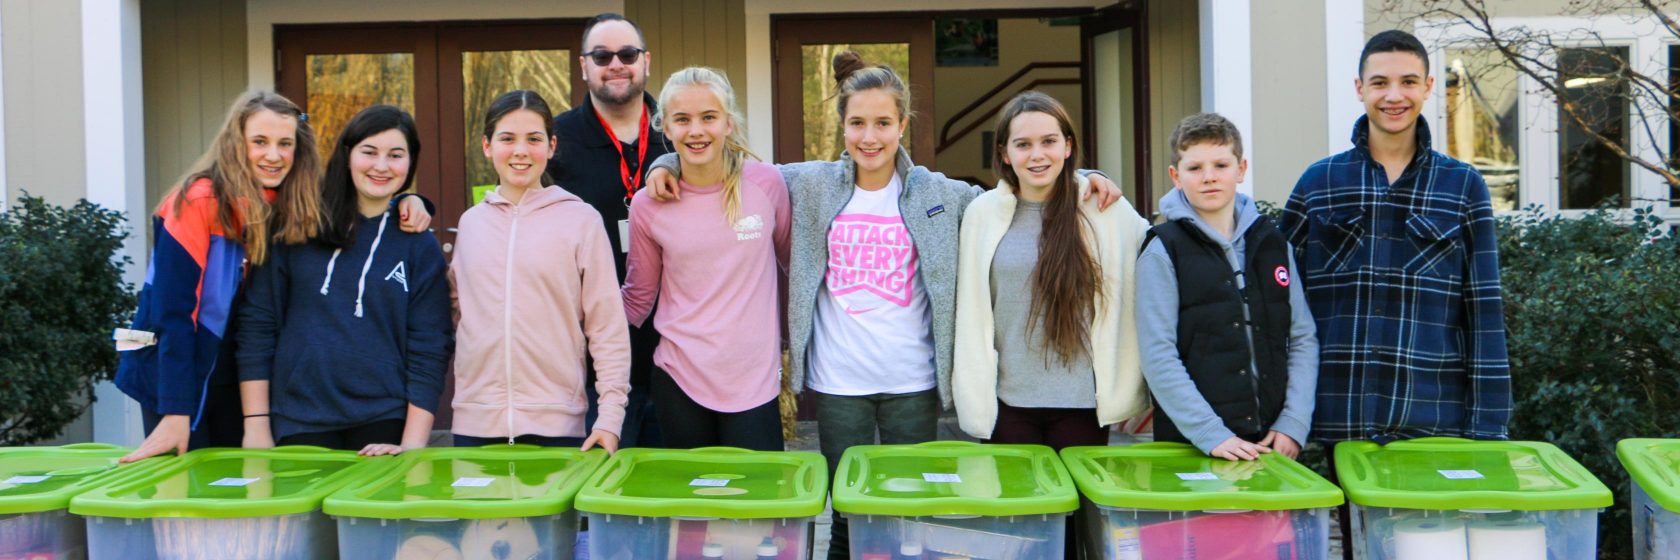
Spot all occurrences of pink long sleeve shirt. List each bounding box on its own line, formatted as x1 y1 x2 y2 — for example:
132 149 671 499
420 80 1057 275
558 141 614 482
622 160 792 413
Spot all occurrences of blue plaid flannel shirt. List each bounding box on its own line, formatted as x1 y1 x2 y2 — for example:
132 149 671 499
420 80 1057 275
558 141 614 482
1281 116 1511 443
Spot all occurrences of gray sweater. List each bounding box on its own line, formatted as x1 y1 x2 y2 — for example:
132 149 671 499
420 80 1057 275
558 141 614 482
1135 189 1319 453
990 201 1097 408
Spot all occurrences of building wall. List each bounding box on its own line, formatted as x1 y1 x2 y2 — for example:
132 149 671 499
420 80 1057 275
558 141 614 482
1147 0 1201 205
1249 0 1329 205
2 0 85 209
140 0 247 211
624 0 748 104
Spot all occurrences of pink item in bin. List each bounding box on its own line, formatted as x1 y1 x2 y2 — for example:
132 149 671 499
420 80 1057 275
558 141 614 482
1139 510 1298 559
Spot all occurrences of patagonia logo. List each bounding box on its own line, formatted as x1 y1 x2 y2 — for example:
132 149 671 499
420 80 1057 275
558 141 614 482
385 262 409 293
926 205 945 218
1273 265 1290 287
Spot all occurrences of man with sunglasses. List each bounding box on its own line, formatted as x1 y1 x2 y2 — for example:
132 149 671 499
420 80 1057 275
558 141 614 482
547 12 670 448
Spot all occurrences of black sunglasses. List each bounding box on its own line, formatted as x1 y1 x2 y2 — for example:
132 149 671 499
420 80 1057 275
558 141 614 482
586 47 646 66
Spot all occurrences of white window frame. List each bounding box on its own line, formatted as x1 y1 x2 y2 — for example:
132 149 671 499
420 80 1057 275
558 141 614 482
1420 16 1674 220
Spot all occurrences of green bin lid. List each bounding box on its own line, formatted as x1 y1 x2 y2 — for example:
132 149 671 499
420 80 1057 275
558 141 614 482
1060 443 1343 511
69 446 386 519
1617 439 1680 512
576 447 826 519
832 441 1076 517
1334 437 1611 511
0 443 167 515
323 445 606 519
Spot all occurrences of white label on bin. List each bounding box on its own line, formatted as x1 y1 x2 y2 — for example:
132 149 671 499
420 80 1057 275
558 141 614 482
3 475 48 485
452 477 495 488
208 477 260 487
1438 469 1485 480
1175 472 1219 481
690 478 731 487
922 473 962 483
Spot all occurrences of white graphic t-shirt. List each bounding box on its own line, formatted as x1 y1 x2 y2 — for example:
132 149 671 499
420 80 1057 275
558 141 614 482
807 174 938 396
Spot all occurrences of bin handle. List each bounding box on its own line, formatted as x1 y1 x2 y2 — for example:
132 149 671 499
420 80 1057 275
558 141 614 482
1337 442 1371 484
692 446 754 455
915 441 980 449
798 462 822 496
841 452 867 489
268 445 336 454
1077 455 1112 486
1545 446 1606 490
586 453 634 493
1035 451 1070 492
60 443 125 451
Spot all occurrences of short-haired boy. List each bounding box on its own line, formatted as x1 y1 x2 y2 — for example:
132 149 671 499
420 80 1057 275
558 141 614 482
1136 112 1320 461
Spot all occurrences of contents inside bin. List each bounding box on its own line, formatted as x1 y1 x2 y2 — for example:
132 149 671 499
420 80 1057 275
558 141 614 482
86 511 337 560
1635 483 1680 558
1089 507 1328 560
586 514 808 559
0 510 82 558
340 514 573 560
847 513 1066 560
1353 506 1598 560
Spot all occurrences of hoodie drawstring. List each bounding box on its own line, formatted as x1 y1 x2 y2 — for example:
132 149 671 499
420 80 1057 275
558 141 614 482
319 249 343 295
353 212 391 318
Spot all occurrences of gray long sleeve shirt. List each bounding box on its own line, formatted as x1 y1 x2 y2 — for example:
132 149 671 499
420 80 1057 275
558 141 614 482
1135 189 1319 453
990 200 1098 409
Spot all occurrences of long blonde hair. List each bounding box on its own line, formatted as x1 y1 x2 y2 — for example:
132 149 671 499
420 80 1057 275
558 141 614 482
653 66 757 225
164 90 322 265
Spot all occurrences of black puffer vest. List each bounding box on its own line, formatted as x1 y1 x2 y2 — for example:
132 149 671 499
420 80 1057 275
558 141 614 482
1148 216 1293 444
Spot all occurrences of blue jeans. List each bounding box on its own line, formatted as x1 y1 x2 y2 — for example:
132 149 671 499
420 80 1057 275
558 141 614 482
584 378 661 448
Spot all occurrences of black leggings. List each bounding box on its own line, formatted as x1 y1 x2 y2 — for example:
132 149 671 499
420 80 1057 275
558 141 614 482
276 419 404 451
651 365 784 451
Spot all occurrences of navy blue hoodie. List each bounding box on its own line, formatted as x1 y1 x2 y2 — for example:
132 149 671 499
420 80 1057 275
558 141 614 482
235 211 453 439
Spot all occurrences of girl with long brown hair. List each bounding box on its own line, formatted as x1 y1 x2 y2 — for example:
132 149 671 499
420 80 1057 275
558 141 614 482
951 91 1150 450
117 91 432 463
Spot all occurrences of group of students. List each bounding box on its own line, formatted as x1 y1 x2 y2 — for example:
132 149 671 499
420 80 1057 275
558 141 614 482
110 13 1507 559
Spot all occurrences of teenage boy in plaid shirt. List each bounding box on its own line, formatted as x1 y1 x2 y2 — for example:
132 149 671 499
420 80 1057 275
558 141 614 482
1283 29 1512 558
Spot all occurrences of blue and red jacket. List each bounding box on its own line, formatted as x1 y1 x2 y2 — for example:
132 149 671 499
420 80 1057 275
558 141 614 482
116 178 270 426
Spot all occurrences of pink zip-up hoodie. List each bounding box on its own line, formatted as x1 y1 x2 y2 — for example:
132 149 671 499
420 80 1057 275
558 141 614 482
448 185 631 441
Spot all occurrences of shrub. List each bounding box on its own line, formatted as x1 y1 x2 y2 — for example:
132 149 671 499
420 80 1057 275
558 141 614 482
1497 205 1679 560
0 194 134 444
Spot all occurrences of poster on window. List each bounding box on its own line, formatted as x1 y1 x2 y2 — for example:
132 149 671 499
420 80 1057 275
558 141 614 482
937 18 999 67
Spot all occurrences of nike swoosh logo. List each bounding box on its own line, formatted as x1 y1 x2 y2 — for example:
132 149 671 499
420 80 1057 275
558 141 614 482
846 306 875 315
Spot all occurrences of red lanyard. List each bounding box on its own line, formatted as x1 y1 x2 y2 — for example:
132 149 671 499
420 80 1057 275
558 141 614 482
594 104 650 206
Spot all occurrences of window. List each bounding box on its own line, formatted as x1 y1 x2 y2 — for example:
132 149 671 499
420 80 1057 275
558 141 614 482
1445 48 1521 211
1556 46 1630 209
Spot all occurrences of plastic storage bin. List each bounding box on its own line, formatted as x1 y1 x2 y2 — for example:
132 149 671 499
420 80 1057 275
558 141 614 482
1335 437 1611 560
0 443 162 560
68 446 384 560
1616 438 1680 559
1061 442 1344 560
832 441 1077 560
576 447 827 559
323 444 605 560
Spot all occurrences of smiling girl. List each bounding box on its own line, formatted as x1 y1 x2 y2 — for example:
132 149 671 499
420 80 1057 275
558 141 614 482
449 90 631 452
620 67 790 450
952 91 1150 450
234 105 452 456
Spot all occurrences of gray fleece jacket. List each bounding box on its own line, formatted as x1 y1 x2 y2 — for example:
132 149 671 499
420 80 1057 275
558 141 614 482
650 147 982 409
1135 189 1319 453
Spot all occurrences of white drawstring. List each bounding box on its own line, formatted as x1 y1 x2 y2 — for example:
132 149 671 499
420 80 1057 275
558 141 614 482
353 212 391 318
319 248 342 295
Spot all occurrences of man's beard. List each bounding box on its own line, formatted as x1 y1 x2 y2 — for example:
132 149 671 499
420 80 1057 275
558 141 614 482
591 75 645 106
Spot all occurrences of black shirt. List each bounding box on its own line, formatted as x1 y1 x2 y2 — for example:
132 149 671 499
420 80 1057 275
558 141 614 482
547 92 673 280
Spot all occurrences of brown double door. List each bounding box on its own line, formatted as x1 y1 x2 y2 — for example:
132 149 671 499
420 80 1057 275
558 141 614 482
276 21 585 250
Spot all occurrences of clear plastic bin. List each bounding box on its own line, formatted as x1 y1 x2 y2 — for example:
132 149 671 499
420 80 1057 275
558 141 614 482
68 446 383 560
324 445 606 560
1336 438 1611 560
0 443 166 560
84 511 334 560
1062 443 1343 560
576 447 827 559
833 441 1076 560
1617 438 1680 559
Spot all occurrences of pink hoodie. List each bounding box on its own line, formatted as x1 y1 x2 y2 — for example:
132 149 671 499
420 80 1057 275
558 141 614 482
448 185 631 440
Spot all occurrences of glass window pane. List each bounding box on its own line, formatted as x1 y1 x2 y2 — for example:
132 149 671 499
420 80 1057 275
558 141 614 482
1557 46 1630 209
307 53 416 162
463 49 572 197
801 43 911 162
1445 48 1521 211
1669 45 1678 207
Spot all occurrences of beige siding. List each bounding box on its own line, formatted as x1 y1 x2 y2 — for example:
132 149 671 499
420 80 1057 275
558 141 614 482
1147 0 1200 206
139 0 247 211
2 0 85 208
626 0 748 104
1250 0 1329 206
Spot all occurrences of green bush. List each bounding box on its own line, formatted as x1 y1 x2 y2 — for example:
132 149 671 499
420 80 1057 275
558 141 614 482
1498 205 1679 560
0 194 134 445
